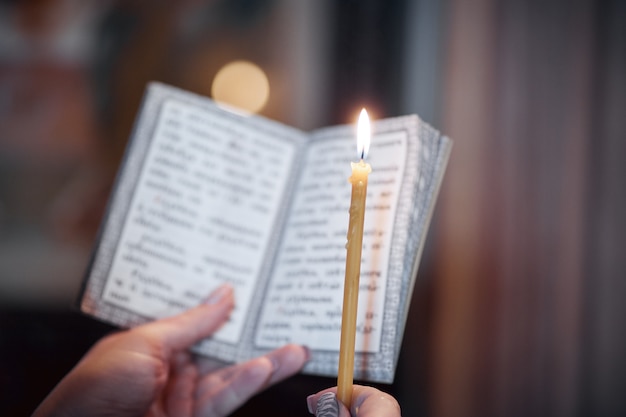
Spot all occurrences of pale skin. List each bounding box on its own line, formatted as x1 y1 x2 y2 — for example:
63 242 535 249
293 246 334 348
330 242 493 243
307 387 402 417
33 284 401 417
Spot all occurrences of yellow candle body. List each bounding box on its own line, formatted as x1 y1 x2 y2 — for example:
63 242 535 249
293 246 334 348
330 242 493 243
337 160 371 408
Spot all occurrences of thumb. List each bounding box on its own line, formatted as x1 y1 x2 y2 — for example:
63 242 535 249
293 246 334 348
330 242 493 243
136 284 234 353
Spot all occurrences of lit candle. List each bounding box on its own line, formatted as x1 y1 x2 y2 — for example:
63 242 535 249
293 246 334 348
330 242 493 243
337 108 372 408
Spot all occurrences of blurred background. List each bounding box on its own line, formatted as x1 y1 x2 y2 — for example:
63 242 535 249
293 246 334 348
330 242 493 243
0 0 624 416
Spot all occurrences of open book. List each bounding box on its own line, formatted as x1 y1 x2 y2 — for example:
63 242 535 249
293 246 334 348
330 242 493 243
78 82 451 383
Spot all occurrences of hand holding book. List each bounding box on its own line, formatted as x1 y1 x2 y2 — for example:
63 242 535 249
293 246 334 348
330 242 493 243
36 283 400 417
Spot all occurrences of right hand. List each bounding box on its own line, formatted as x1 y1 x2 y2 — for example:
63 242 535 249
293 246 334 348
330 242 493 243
307 385 401 417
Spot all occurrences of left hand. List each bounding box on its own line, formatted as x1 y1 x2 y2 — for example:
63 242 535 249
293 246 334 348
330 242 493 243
33 284 309 417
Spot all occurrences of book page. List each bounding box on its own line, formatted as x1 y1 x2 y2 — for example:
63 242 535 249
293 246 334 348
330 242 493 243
93 93 298 344
254 128 407 352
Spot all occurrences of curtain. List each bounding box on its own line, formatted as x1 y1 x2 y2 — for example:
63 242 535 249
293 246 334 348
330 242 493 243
430 0 626 416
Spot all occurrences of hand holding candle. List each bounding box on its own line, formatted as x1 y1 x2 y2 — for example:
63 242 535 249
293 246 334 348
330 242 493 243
337 108 371 408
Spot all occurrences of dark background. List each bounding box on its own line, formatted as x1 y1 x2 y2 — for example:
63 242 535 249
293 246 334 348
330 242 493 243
1 0 625 416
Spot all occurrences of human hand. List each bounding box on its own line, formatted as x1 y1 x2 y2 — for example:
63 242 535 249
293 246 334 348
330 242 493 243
33 284 309 417
307 385 401 417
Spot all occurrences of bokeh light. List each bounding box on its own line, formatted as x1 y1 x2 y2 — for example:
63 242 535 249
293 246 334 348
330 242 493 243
211 60 270 114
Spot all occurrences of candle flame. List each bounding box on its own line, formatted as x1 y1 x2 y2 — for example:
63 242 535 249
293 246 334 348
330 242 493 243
357 108 371 160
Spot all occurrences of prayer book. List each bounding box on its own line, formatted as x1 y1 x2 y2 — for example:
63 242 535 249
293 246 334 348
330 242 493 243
77 82 451 383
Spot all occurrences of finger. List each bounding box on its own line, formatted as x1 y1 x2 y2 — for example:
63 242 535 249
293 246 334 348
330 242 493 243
194 356 229 375
263 344 309 385
307 385 401 417
194 356 273 417
163 353 197 417
137 284 234 353
193 345 308 416
350 385 400 417
195 344 308 382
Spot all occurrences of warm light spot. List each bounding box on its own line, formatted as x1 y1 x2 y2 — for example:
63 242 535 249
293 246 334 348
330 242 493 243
357 108 371 160
211 60 270 114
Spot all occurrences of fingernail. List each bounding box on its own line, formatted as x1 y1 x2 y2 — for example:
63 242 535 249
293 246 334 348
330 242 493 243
268 354 280 376
307 395 316 414
303 345 312 362
307 392 339 417
204 284 232 305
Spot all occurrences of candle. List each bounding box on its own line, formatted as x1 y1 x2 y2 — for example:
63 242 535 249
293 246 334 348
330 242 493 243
337 108 372 407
